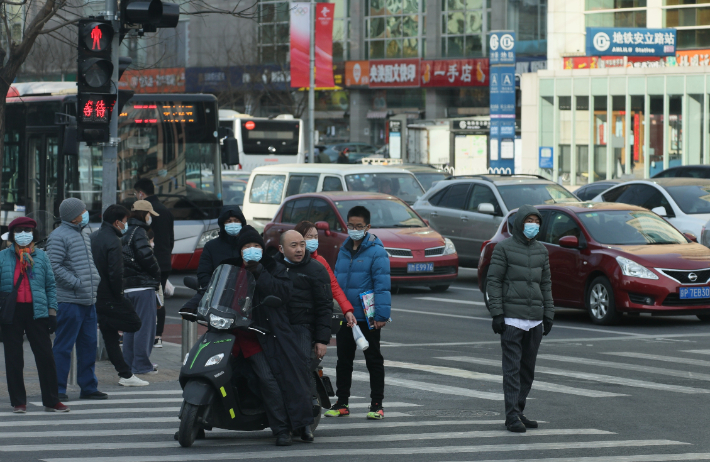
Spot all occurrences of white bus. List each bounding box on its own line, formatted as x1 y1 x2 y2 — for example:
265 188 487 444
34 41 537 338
219 109 305 172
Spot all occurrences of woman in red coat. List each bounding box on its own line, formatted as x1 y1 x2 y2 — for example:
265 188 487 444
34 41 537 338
294 221 357 328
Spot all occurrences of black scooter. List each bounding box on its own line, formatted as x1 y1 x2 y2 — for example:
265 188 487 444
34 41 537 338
176 265 338 447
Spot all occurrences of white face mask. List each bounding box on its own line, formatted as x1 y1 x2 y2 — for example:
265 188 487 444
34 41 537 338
146 216 152 226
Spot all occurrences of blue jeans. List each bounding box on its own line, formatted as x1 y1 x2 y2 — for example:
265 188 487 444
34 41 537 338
123 289 156 374
53 303 99 395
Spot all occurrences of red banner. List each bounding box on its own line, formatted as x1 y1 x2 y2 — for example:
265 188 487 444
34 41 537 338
315 3 335 88
368 59 420 88
290 3 311 88
421 59 488 87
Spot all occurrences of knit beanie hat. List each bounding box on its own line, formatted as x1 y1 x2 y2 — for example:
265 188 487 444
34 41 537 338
59 198 87 222
236 225 265 250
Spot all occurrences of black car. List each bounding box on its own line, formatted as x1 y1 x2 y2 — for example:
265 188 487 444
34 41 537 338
653 165 710 179
574 180 625 201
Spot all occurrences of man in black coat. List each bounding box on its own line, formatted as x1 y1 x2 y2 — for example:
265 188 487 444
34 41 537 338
90 205 146 387
275 229 333 442
134 178 174 347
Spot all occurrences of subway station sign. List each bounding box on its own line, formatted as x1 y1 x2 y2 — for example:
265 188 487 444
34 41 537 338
586 27 677 57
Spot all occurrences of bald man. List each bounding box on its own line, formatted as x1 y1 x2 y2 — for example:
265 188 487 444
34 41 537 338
275 230 333 442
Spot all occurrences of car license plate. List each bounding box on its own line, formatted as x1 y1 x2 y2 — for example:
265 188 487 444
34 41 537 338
408 263 434 273
679 287 710 299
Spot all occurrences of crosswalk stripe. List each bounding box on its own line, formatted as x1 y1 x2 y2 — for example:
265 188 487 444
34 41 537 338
0 417 179 427
437 454 710 462
413 296 487 306
606 352 710 367
325 368 503 401
29 398 183 407
538 354 710 382
683 350 710 355
0 407 179 417
379 360 626 398
3 428 612 452
39 439 688 462
440 357 710 394
100 390 183 396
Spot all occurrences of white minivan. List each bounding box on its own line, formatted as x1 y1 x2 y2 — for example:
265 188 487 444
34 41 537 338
242 163 426 232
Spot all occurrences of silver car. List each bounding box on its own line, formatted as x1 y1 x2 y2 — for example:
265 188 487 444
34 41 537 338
413 175 580 267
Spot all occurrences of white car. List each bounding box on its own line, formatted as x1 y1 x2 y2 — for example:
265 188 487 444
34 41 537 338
591 178 710 243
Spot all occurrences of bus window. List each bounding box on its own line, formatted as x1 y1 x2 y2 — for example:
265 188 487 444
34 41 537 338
249 174 285 204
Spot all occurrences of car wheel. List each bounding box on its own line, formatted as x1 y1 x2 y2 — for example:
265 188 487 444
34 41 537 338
587 276 620 325
697 314 710 322
430 285 450 293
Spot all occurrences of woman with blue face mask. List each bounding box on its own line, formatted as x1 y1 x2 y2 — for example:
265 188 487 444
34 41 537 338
196 207 250 290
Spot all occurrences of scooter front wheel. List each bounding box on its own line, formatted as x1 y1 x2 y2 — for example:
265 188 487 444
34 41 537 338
178 402 202 447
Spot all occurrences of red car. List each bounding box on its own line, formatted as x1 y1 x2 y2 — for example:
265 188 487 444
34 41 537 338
478 202 710 325
263 191 459 291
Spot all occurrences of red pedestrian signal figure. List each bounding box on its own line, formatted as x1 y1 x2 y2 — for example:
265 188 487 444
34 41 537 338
91 25 102 50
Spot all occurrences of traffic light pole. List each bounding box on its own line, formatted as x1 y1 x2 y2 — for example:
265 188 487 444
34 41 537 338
101 0 120 212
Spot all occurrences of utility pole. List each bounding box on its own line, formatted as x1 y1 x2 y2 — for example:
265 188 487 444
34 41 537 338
102 0 120 212
308 0 315 164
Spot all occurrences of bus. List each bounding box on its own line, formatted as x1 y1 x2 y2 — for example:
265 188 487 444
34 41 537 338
219 109 305 172
4 82 230 270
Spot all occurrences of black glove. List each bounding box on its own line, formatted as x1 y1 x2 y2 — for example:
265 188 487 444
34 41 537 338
543 318 553 336
492 315 506 335
48 315 57 334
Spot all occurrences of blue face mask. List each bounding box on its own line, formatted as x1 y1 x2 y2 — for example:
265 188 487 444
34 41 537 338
242 247 263 263
120 222 128 235
305 239 319 252
14 232 33 247
80 211 89 226
348 229 366 241
224 223 242 236
523 222 540 239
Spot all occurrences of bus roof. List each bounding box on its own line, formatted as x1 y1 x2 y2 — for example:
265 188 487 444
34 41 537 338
250 163 415 175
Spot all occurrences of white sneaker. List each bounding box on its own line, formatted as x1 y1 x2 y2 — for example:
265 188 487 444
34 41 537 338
154 337 162 348
118 375 150 387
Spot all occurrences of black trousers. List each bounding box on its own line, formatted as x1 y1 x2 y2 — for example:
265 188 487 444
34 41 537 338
98 320 132 379
2 303 59 407
248 351 289 435
335 321 384 404
501 323 543 423
156 271 170 337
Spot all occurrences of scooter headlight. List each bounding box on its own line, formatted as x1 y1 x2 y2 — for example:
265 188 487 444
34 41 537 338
209 314 234 329
205 353 225 367
183 353 189 366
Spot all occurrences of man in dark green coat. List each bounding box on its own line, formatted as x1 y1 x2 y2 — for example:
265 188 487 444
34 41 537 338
486 204 554 433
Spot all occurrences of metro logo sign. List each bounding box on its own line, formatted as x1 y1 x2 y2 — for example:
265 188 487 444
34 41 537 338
586 27 676 57
368 59 420 88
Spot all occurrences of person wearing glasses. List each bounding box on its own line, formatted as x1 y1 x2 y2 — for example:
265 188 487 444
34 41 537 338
327 206 390 420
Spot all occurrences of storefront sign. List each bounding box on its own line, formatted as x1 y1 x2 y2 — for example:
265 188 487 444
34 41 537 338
290 2 311 88
489 31 516 65
368 59 420 88
563 56 625 69
420 59 488 87
586 27 676 57
119 68 185 93
453 119 489 131
345 61 369 87
314 3 335 88
672 49 710 67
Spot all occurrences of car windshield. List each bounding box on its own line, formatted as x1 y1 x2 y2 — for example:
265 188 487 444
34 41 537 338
497 183 579 210
577 210 687 245
334 199 426 228
344 173 425 204
664 185 710 214
415 172 449 190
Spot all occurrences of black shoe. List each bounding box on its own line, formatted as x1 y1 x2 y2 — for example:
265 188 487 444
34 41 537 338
301 426 314 443
519 414 538 429
196 428 206 440
58 393 68 401
80 391 108 400
506 418 527 433
275 432 292 446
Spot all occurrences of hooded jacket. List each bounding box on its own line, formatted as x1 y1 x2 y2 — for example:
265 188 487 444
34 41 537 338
486 204 554 321
334 232 391 322
46 221 101 305
122 218 161 290
274 252 333 345
197 206 254 289
91 222 124 303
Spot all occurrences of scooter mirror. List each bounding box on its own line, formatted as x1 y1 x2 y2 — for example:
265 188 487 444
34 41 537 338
262 295 282 308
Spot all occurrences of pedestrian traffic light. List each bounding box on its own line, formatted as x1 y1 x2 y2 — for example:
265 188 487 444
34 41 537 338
120 0 180 37
77 19 114 93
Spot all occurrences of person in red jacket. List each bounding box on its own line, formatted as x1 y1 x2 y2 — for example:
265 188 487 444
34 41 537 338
294 221 357 329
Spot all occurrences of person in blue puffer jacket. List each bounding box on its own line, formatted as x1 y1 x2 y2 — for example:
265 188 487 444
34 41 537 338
327 205 391 421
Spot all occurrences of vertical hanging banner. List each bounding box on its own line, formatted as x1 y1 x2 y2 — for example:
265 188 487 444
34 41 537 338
290 3 311 88
315 3 335 88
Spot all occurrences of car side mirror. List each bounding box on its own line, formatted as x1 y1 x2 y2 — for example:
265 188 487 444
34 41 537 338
685 232 698 243
183 276 200 291
478 203 496 215
262 295 282 308
315 220 331 237
221 138 239 166
423 218 430 226
652 206 667 217
559 235 579 249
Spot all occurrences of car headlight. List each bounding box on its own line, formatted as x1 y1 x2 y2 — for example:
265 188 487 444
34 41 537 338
183 353 189 366
615 256 658 280
205 353 224 367
209 314 234 329
444 238 457 255
196 228 220 249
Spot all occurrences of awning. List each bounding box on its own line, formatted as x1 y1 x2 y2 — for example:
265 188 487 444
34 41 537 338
367 110 389 119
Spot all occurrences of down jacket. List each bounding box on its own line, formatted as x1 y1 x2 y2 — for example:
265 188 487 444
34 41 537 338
46 221 100 305
0 245 57 319
122 218 160 290
274 252 333 345
334 232 391 323
90 222 124 303
486 204 554 321
312 250 354 315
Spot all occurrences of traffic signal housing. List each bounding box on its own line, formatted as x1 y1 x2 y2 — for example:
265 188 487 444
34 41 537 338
120 0 180 37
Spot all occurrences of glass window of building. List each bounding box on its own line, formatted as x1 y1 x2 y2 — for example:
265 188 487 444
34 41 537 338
366 0 424 59
333 0 350 61
441 0 489 58
665 1 710 49
507 0 547 56
585 0 647 28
